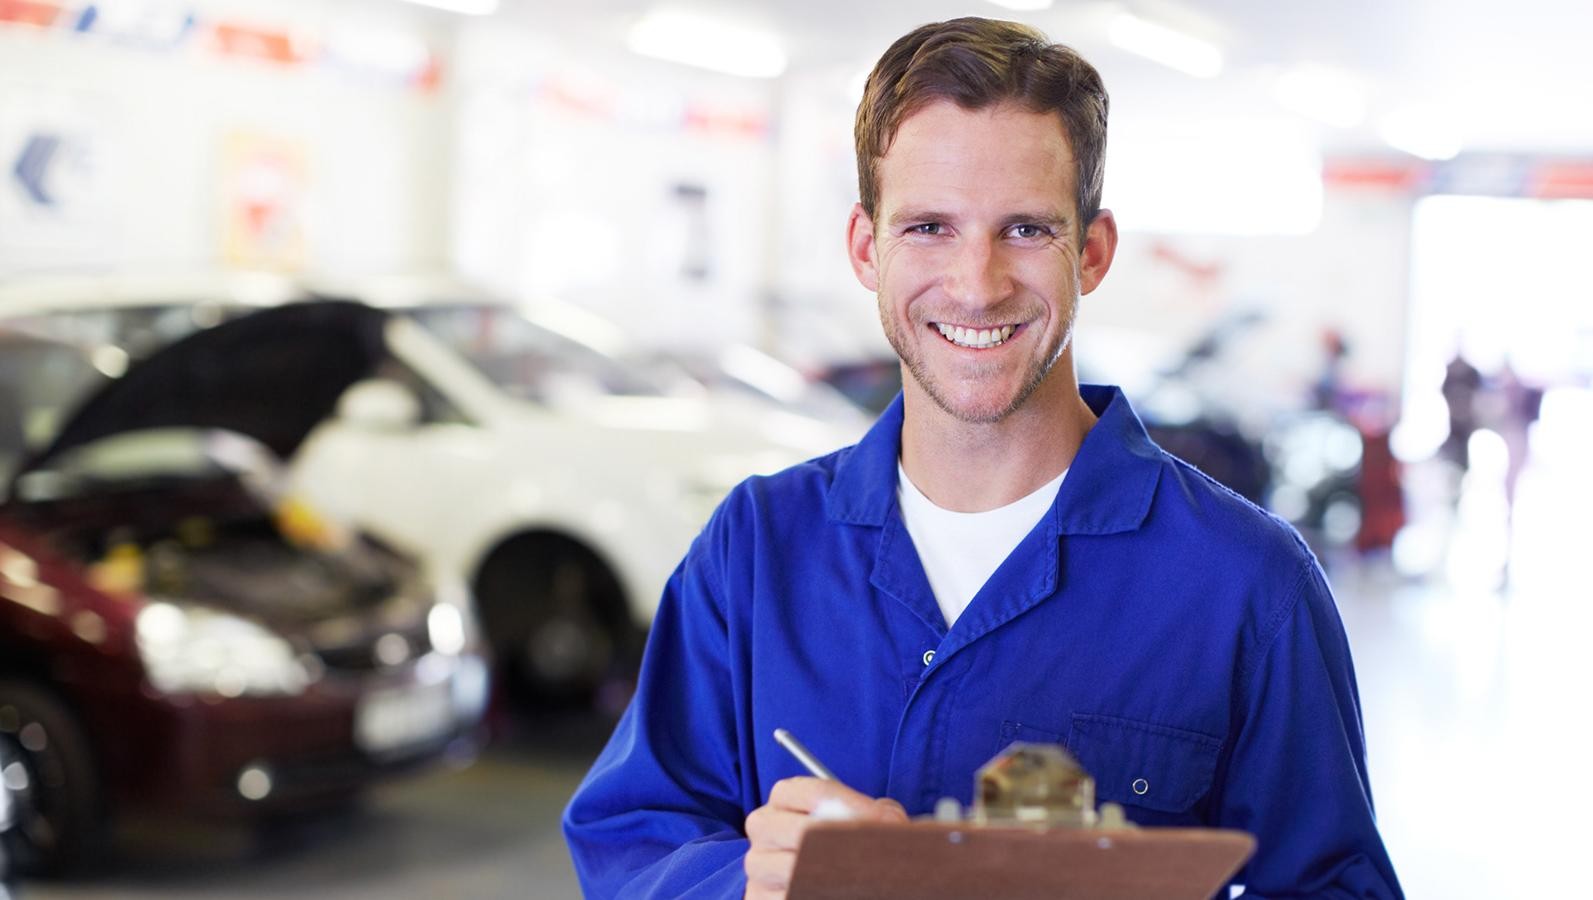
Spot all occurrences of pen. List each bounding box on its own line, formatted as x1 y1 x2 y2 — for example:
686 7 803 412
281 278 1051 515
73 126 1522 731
773 728 840 782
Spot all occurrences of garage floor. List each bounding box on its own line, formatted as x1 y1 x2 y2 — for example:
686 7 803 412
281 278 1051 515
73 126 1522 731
21 711 609 900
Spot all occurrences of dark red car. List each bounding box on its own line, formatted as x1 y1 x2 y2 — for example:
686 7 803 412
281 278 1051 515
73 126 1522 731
0 323 488 875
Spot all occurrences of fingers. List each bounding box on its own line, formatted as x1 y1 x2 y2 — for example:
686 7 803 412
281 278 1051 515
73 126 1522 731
766 776 881 818
871 796 909 823
743 779 912 898
744 845 795 896
745 802 811 853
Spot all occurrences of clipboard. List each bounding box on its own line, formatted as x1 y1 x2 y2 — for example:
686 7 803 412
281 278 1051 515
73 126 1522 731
787 821 1255 900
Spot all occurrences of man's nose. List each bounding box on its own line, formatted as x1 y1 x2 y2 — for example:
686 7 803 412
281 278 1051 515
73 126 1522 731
943 237 1013 308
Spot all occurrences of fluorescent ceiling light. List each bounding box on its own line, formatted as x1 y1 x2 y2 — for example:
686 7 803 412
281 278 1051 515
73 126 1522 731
984 0 1055 11
1272 64 1367 129
627 9 787 79
1379 111 1461 161
395 0 499 14
1108 12 1222 78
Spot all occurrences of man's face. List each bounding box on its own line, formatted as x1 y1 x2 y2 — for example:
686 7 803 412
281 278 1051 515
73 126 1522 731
848 100 1115 425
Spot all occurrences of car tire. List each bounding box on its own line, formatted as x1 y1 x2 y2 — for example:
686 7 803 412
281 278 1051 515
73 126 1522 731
474 537 637 707
0 680 105 876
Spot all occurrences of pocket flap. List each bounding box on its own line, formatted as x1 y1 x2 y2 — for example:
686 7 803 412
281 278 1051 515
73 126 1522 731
1067 713 1222 814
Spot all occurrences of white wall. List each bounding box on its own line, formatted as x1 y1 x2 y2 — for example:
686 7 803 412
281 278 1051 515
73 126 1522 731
449 23 778 354
764 61 891 368
1085 186 1415 422
0 0 451 277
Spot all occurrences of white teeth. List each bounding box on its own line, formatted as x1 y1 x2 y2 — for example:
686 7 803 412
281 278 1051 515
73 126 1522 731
935 323 1014 349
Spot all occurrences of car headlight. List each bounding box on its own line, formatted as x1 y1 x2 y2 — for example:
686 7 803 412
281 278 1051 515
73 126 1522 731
136 602 311 697
427 602 467 657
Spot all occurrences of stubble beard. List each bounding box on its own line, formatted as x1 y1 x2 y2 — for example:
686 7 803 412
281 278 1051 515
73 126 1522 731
878 294 1075 426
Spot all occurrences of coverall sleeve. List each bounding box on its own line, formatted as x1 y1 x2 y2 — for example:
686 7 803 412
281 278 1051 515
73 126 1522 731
1220 560 1404 899
562 531 751 899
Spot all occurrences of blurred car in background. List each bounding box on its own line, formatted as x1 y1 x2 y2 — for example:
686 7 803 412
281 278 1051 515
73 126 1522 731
0 312 488 874
1 736 14 892
335 276 869 457
3 275 864 710
0 331 109 484
645 342 873 436
0 271 300 361
299 279 865 704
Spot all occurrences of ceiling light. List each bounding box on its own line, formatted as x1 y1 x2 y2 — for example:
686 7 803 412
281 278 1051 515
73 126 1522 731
984 0 1056 11
1108 12 1222 78
1272 64 1367 129
394 0 499 13
627 9 787 79
1379 111 1462 161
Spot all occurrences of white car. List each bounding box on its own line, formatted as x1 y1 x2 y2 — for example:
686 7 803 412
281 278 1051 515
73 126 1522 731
2 276 865 704
305 282 867 702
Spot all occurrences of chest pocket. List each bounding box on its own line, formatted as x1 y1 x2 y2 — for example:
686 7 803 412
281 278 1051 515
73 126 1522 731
1066 713 1222 817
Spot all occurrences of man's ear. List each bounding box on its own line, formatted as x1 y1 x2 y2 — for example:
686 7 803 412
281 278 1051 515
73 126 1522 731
846 203 880 292
1079 209 1118 296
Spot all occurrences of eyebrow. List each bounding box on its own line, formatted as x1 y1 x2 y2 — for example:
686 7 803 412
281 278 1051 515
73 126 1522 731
886 209 1073 232
885 209 950 229
999 213 1072 233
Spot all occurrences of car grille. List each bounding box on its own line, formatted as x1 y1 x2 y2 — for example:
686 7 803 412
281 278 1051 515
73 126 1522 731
314 620 433 672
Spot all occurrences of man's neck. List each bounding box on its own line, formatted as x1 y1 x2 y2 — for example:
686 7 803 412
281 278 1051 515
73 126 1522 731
899 372 1097 513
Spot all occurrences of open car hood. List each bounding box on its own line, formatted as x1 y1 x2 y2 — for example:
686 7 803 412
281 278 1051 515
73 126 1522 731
12 300 391 486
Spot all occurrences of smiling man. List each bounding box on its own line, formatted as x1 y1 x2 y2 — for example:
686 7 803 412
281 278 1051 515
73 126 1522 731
564 17 1401 899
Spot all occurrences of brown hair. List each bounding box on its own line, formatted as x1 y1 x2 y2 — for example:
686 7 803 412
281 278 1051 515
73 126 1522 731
854 17 1109 242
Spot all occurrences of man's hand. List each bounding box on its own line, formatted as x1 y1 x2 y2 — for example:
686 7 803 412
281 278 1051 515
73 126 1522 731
743 777 908 899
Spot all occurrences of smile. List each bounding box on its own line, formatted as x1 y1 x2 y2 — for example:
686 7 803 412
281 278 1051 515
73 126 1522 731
934 323 1017 349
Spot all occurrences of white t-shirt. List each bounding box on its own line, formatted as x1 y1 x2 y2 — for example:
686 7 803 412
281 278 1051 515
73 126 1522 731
897 461 1067 629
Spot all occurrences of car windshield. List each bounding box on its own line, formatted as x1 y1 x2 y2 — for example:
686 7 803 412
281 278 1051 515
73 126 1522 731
8 428 280 505
0 335 110 484
3 303 242 361
403 302 684 402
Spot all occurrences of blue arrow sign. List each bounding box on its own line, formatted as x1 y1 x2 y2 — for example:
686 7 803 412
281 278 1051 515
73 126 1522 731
13 133 62 207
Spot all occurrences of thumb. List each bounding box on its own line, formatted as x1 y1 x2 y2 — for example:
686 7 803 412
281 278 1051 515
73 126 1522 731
872 797 909 823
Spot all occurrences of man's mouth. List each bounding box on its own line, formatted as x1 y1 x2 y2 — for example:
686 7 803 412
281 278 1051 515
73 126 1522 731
934 322 1017 349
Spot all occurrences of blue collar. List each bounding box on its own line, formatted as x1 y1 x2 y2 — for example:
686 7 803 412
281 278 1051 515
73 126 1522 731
826 384 1162 536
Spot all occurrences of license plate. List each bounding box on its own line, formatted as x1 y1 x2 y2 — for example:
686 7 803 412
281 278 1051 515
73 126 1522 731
355 679 454 754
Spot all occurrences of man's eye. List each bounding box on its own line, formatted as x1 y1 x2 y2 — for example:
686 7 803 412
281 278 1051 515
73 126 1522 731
1009 224 1049 239
909 223 943 236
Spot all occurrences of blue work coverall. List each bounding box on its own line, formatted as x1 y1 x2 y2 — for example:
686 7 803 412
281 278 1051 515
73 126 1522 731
564 385 1402 898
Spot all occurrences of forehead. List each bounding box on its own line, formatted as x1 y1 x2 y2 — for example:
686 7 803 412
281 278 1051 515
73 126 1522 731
878 100 1075 213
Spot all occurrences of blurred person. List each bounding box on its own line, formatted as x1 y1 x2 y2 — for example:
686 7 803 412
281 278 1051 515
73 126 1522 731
564 17 1400 899
1440 349 1483 472
1312 327 1350 412
1484 361 1541 515
1480 360 1543 581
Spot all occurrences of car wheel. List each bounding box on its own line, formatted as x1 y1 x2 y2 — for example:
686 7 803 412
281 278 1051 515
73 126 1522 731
0 680 105 875
475 537 636 707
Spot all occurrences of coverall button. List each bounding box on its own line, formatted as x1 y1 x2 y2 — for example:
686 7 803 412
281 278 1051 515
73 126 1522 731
1132 778 1149 795
922 649 936 666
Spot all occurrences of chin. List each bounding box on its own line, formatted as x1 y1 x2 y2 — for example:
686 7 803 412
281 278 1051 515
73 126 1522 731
925 386 1026 424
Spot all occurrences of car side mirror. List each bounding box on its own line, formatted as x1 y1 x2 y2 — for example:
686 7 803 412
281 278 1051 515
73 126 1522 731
337 379 421 430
